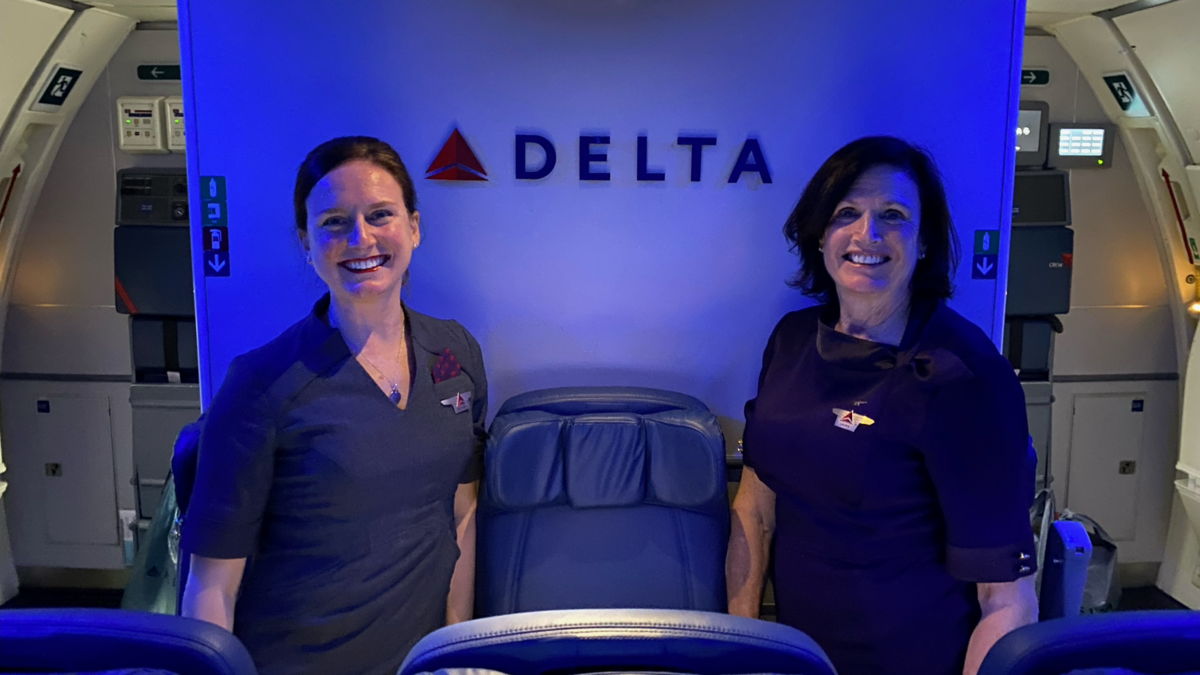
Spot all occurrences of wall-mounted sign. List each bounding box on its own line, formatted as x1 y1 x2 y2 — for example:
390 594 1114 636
1102 72 1150 117
971 254 997 280
30 65 83 112
201 176 230 276
430 127 771 185
1021 69 1050 86
974 229 1000 256
137 65 182 81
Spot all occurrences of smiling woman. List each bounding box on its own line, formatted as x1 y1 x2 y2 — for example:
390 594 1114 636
727 137 1039 675
179 137 488 675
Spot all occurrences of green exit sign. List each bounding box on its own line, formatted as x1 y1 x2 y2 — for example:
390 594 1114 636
1021 69 1050 86
137 64 181 81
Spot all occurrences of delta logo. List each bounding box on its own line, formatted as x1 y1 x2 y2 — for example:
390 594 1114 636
426 129 488 181
425 127 772 185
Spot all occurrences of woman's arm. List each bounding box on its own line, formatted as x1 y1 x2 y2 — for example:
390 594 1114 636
962 575 1038 675
446 480 479 624
726 466 777 618
181 555 246 632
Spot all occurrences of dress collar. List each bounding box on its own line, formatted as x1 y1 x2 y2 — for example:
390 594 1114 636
306 293 442 368
815 298 972 386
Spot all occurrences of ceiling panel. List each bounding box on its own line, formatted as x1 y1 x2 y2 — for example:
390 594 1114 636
78 0 175 22
1115 0 1200 160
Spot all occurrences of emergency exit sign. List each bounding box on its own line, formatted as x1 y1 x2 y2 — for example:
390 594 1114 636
137 65 181 81
1021 69 1050 86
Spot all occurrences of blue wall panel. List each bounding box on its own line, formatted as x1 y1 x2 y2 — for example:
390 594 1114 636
180 0 1023 422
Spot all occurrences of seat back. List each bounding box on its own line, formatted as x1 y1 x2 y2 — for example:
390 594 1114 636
1038 519 1092 620
172 418 204 613
0 608 257 675
399 609 835 675
476 387 728 616
978 610 1200 675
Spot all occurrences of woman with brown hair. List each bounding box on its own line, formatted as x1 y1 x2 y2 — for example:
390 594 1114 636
181 136 486 675
728 136 1038 675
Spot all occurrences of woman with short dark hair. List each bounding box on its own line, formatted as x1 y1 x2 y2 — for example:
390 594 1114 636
182 136 486 675
727 136 1037 675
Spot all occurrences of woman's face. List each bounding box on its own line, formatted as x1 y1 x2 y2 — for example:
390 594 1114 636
822 165 923 302
302 160 420 302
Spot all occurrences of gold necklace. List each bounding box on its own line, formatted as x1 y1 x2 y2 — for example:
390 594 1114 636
358 334 406 405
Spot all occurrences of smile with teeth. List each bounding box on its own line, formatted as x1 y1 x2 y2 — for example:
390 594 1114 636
339 254 390 273
845 252 889 266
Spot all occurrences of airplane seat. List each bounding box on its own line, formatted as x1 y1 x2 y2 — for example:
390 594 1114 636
398 608 836 675
1037 519 1093 620
476 387 729 617
172 418 205 613
0 608 258 675
977 610 1200 675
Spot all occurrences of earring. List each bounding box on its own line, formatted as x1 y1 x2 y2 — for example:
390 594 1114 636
919 252 926 259
818 245 824 252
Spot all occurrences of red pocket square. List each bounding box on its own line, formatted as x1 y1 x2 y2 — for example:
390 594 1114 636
432 348 462 383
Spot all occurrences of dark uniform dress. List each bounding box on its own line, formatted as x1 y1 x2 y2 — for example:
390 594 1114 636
742 299 1037 675
182 295 487 675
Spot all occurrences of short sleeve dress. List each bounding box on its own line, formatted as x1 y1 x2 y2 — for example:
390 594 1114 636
742 299 1037 675
182 295 487 675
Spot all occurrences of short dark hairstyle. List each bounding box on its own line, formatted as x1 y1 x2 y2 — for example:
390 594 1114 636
783 136 960 305
293 136 417 234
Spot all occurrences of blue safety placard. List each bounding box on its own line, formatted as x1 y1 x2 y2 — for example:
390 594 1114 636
200 176 226 201
204 250 230 277
971 254 997 279
203 226 227 252
974 229 1000 255
200 175 228 227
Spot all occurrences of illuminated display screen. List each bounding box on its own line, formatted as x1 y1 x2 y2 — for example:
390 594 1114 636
1058 128 1105 156
1016 109 1041 152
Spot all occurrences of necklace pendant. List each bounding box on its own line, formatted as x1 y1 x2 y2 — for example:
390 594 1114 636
389 385 401 405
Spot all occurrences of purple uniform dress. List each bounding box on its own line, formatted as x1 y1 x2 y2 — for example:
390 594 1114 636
743 299 1037 675
183 296 487 675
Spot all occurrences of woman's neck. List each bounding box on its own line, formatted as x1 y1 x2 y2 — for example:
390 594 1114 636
834 289 911 346
328 288 406 351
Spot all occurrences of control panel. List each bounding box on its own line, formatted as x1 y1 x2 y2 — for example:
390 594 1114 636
116 96 167 154
165 96 186 152
116 169 188 226
1048 123 1116 169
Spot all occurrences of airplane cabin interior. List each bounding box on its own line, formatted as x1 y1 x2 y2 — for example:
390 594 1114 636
0 1 1197 674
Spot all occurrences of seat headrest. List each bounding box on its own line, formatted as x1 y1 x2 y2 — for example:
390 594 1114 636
485 389 725 511
399 609 836 675
496 386 708 417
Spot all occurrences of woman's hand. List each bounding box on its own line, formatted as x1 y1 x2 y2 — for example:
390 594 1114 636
446 480 479 625
182 555 246 632
962 575 1038 675
726 466 777 618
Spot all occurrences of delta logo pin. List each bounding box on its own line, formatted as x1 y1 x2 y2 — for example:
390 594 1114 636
832 408 875 432
441 391 472 414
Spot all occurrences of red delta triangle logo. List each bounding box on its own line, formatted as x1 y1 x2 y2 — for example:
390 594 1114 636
426 129 487 181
